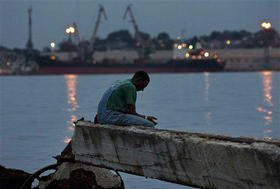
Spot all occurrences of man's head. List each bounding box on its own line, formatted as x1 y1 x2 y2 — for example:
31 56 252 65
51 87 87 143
131 71 150 91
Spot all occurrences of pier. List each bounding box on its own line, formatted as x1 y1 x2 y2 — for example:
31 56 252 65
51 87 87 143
70 120 280 189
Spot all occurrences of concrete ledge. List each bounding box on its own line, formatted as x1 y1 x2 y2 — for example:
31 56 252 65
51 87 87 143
71 121 280 189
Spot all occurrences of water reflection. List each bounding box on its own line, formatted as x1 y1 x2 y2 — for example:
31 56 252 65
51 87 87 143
204 72 211 127
257 71 274 138
64 74 79 143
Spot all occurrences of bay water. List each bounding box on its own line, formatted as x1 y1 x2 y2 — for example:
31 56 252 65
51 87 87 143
1 72 279 188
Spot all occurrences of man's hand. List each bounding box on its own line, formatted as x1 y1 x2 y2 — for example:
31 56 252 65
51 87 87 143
146 116 157 125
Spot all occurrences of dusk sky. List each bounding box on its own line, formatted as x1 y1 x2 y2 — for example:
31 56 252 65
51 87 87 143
1 0 279 50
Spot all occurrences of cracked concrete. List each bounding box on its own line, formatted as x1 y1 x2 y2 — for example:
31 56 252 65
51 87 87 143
71 121 280 189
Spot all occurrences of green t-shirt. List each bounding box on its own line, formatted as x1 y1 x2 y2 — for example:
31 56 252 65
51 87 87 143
106 79 137 111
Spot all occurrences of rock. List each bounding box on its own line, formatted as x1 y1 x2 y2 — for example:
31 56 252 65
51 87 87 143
0 165 31 189
38 162 123 189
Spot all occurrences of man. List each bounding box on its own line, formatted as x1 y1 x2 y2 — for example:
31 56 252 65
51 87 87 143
96 71 157 128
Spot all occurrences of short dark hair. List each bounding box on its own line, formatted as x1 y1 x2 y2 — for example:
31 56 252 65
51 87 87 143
132 70 150 82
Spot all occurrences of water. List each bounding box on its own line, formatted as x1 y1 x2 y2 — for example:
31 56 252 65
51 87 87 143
1 72 280 188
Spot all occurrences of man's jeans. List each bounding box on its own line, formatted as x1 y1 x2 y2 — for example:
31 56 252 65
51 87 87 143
99 110 155 128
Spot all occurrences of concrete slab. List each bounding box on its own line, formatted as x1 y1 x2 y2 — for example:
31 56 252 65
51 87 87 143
71 121 280 189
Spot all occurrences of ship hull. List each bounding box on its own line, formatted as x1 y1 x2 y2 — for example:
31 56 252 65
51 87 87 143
36 57 225 75
38 66 225 75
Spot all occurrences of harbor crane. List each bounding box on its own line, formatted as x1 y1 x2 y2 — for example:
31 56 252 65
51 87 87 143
85 5 107 62
123 4 147 62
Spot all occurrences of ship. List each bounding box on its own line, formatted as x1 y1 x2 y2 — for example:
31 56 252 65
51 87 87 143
35 48 225 75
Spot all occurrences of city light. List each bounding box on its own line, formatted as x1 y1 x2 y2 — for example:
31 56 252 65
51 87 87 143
226 40 231 45
65 26 75 34
185 53 190 58
204 52 209 57
188 45 193 50
50 42 55 48
261 22 272 30
50 56 56 60
177 45 182 49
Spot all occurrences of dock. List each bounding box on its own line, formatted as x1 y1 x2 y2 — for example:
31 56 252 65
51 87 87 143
70 120 280 189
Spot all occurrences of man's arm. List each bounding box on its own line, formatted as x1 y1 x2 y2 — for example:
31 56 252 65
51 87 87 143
127 104 157 125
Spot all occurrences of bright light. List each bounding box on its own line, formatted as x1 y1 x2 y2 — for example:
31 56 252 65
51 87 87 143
69 26 75 33
261 22 272 30
50 42 56 48
204 52 209 57
188 45 193 50
185 53 190 58
182 43 187 48
65 28 70 34
177 45 182 49
65 26 75 34
226 40 231 45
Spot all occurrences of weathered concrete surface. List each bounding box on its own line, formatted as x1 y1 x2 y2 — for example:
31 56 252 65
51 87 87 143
71 121 280 189
38 162 123 189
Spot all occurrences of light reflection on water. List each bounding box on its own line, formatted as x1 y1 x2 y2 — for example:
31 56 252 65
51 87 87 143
204 72 211 127
257 71 274 139
64 74 79 143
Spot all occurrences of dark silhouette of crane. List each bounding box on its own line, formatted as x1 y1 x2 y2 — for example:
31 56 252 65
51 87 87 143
123 4 147 62
84 5 107 62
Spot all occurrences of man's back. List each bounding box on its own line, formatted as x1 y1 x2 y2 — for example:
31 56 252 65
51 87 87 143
106 79 136 112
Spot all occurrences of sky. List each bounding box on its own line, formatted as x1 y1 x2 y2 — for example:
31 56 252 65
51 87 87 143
0 0 279 50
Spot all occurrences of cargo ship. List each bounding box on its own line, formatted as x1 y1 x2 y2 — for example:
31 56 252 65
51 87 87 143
35 49 225 75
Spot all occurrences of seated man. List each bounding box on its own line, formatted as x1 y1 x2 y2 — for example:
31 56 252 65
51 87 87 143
96 70 157 128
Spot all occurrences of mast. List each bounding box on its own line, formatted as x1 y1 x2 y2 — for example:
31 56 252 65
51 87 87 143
26 6 33 50
123 4 145 60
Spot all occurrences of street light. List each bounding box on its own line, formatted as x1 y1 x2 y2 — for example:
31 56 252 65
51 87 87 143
50 42 56 48
261 22 272 30
50 42 56 52
65 26 75 42
260 22 272 66
65 26 75 34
